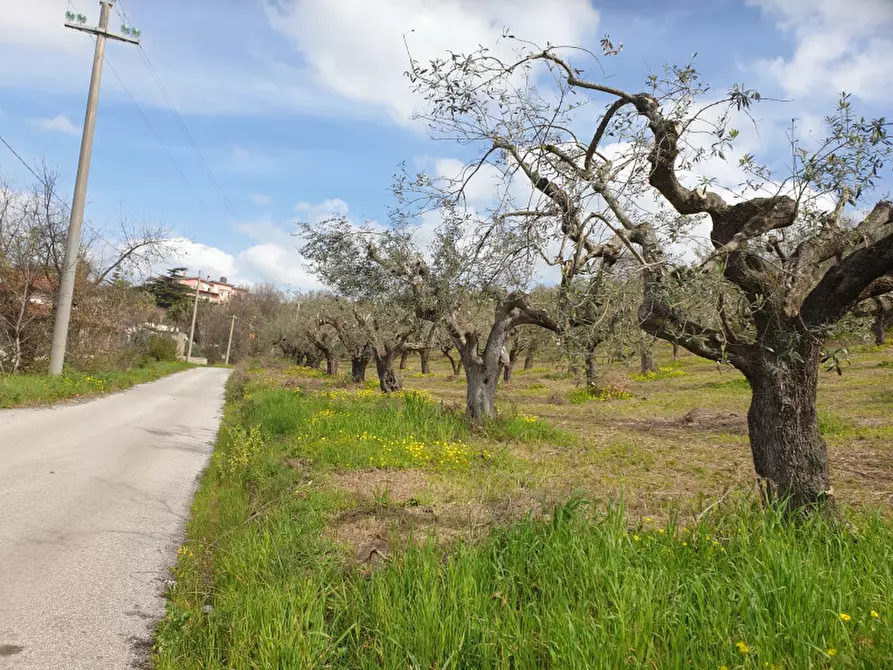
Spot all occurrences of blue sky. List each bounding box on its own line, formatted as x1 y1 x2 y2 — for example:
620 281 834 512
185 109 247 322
1 0 891 288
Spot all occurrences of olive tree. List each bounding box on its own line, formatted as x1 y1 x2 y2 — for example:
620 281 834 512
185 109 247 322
298 218 426 392
409 39 892 508
299 205 566 420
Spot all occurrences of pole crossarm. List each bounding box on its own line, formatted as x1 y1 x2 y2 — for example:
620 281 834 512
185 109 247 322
64 21 140 45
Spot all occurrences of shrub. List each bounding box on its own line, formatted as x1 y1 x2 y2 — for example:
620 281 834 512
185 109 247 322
569 383 634 404
144 334 179 362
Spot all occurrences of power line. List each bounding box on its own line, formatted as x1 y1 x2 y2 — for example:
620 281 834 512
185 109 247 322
101 56 219 221
114 0 241 224
0 131 115 247
137 49 241 223
0 133 49 187
68 0 221 223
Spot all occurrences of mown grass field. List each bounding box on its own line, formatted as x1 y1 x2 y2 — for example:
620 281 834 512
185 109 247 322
153 345 893 668
0 360 192 408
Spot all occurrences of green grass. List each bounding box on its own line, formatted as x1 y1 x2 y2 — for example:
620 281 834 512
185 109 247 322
153 367 893 669
707 377 751 390
0 360 192 408
331 503 891 669
818 410 856 436
485 411 570 444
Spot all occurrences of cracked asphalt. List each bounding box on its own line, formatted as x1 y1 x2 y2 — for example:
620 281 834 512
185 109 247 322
0 367 230 669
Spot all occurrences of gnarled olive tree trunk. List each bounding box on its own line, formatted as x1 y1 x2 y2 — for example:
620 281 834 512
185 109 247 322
373 347 401 393
350 353 370 382
584 348 598 389
460 340 509 423
743 340 830 508
441 345 462 376
873 316 887 346
448 294 559 423
639 345 655 374
324 353 339 376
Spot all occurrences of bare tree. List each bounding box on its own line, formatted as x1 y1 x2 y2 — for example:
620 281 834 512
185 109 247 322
0 165 171 372
0 179 57 371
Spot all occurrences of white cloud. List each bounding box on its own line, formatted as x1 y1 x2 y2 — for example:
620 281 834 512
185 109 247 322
264 0 599 124
294 198 350 221
157 235 321 290
249 193 272 206
0 0 357 118
155 198 361 290
236 218 296 247
29 114 80 135
238 243 323 289
160 238 239 283
748 0 893 103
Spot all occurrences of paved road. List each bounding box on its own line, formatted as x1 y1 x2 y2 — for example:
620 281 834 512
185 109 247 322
0 367 230 669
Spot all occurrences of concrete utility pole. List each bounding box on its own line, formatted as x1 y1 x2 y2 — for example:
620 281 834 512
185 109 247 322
224 314 236 365
49 0 140 375
186 274 202 360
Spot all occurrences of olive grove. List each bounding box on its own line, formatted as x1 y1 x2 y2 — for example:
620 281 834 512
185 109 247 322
404 38 892 508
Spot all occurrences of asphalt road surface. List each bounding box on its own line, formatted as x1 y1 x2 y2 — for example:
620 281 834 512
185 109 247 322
0 367 230 669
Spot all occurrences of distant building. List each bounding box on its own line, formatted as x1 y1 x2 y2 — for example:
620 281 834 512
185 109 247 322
176 276 248 304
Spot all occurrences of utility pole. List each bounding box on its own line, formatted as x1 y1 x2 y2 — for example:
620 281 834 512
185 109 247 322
224 315 236 365
49 1 140 375
186 273 202 360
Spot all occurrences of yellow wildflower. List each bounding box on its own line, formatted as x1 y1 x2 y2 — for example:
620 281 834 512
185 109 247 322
870 610 879 618
839 612 851 622
736 641 749 654
633 535 640 542
827 649 837 656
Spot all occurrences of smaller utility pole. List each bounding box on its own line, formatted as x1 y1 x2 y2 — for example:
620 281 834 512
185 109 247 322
49 0 140 375
186 273 202 360
224 314 236 365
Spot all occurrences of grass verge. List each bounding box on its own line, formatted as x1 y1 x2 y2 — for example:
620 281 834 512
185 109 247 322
0 360 192 408
153 365 893 669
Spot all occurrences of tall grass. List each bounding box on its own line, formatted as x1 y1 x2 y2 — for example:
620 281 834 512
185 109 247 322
0 360 191 408
153 371 893 669
335 503 892 669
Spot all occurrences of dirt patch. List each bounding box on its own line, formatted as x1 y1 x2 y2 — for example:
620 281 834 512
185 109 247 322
830 444 893 508
326 469 550 568
329 468 431 504
329 505 458 570
681 408 747 431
